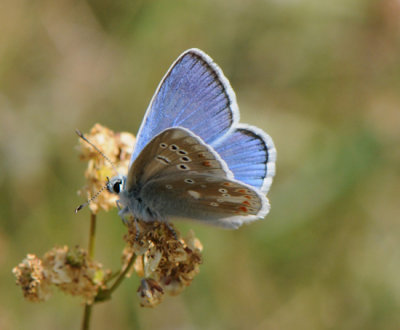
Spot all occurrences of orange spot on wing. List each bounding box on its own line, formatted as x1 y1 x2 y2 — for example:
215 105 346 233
223 182 231 186
244 195 252 199
237 189 246 193
203 161 211 167
239 206 248 212
242 201 251 206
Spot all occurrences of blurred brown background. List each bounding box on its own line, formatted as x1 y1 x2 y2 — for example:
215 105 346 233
1 0 400 329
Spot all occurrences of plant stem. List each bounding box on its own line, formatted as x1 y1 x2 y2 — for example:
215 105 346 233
88 212 97 259
81 212 97 330
81 303 92 330
94 250 136 302
81 212 136 325
109 250 136 293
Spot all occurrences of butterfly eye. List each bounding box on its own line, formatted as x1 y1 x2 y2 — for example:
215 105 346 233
113 181 122 194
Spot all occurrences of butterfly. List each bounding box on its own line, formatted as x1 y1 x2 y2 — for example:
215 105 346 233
107 48 276 229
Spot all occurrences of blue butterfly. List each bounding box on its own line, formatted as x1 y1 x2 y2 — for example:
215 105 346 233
108 49 276 229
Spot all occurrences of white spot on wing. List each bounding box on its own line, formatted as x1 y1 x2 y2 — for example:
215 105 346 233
188 190 201 199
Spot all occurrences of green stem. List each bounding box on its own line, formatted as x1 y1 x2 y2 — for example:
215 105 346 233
81 212 97 330
95 250 136 302
88 212 97 259
109 251 136 293
81 303 92 330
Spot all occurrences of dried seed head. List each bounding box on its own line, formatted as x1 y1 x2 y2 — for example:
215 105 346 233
77 123 135 214
13 246 110 304
12 254 52 302
42 246 109 304
124 220 203 304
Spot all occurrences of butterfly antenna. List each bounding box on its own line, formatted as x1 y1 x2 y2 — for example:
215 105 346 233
75 179 110 213
75 129 119 173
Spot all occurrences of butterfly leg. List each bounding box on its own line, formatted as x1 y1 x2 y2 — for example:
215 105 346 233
165 222 178 240
134 218 140 241
116 200 132 226
116 199 123 212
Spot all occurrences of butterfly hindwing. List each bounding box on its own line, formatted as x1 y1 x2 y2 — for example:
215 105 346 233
140 174 269 228
214 125 277 193
130 49 239 166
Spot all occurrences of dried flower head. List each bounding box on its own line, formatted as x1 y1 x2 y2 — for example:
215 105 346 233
77 123 135 214
43 246 109 304
125 221 203 307
12 254 52 302
13 246 110 304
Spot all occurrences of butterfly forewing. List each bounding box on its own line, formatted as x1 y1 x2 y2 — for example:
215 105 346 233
130 49 239 166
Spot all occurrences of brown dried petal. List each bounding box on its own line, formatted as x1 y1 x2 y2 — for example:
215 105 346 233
143 245 163 277
160 277 186 296
133 255 145 278
185 229 203 252
137 278 164 308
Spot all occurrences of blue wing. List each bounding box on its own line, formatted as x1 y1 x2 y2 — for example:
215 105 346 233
214 125 276 193
130 48 239 165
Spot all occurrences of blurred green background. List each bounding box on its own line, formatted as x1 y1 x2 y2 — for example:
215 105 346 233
1 0 400 329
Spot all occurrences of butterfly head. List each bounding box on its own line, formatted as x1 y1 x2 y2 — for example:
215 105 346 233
107 175 126 195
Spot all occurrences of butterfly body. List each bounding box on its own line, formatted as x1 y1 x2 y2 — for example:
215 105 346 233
108 49 276 229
